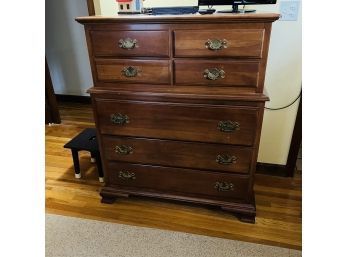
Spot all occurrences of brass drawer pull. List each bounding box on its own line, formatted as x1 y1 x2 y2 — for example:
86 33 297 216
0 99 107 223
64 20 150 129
122 66 139 77
118 38 138 50
110 113 129 125
205 38 228 51
218 120 240 132
203 68 225 81
216 154 237 165
214 182 234 192
119 171 136 180
115 145 133 155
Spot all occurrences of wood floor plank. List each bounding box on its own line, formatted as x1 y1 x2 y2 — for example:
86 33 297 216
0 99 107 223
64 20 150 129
45 101 302 250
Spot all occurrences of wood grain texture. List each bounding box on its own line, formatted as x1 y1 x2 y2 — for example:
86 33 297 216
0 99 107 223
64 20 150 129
174 60 260 87
95 59 170 84
106 162 250 201
102 135 253 174
90 30 170 57
174 29 264 58
86 0 95 16
77 14 280 225
88 85 269 102
95 98 259 146
78 15 276 93
45 102 301 250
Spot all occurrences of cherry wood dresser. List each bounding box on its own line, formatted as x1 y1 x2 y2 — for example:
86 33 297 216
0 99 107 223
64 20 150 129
76 13 279 223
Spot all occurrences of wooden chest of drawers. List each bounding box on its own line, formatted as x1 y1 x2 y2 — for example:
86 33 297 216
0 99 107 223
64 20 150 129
77 13 279 223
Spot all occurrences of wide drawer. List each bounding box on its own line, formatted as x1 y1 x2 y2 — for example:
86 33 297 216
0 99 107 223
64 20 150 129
107 162 250 200
174 29 264 58
174 60 259 87
102 136 253 173
90 30 170 57
95 100 258 146
95 59 171 84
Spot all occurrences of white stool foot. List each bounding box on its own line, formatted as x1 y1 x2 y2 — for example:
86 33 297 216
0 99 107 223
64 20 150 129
99 177 104 183
90 157 96 163
75 173 82 179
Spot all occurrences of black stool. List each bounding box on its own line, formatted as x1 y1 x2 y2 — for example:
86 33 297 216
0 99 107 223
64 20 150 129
64 128 104 182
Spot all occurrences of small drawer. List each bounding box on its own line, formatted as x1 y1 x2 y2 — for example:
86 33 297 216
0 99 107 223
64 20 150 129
95 59 171 84
107 162 250 200
174 29 264 58
90 30 170 57
174 60 260 87
102 136 253 174
95 99 259 146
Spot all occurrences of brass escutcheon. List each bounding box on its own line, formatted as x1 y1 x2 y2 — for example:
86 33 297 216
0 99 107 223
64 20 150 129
217 120 240 132
214 182 234 192
203 68 225 80
115 145 133 155
122 66 139 77
205 38 228 51
118 38 138 49
216 154 237 165
110 113 129 125
119 171 136 180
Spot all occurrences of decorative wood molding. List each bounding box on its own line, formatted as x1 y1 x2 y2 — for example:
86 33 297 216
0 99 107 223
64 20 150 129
76 13 280 24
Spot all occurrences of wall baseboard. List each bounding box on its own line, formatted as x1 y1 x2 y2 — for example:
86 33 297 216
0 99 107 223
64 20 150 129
256 162 288 177
56 94 91 104
56 94 290 177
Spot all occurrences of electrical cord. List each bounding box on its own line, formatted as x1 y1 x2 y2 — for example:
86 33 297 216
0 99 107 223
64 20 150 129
265 88 302 110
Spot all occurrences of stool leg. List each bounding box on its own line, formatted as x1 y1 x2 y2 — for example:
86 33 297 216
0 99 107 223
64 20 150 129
95 153 104 183
71 149 81 179
90 152 96 163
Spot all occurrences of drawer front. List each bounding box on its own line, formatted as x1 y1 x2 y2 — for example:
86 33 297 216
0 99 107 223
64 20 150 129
107 162 249 200
175 60 259 87
95 100 258 146
174 29 264 58
95 59 171 84
91 30 170 57
102 136 253 173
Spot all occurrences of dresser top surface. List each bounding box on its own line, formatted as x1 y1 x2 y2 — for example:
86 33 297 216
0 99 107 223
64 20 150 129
76 13 280 24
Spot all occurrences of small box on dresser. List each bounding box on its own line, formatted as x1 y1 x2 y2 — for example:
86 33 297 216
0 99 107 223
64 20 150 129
76 13 279 223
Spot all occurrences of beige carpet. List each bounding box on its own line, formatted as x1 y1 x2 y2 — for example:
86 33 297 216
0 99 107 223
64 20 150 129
46 214 301 257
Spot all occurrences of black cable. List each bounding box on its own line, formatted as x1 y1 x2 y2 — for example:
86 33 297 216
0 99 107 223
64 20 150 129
265 88 302 111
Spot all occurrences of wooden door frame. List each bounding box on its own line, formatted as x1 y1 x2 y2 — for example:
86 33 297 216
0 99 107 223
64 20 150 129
45 58 61 124
256 97 302 177
46 1 95 124
87 0 95 15
284 97 302 176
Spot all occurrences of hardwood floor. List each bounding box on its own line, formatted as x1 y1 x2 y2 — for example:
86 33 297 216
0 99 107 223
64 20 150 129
45 101 302 250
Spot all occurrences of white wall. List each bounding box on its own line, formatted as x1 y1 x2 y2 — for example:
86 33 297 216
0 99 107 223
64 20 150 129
46 0 93 96
258 2 302 164
94 0 102 15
